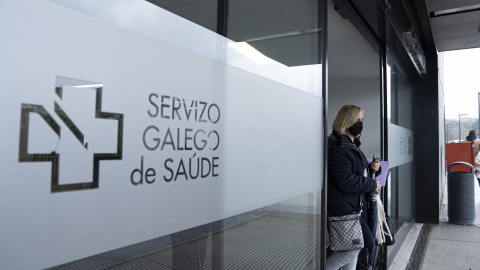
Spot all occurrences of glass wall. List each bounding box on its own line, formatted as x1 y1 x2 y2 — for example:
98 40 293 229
386 57 415 227
0 0 325 269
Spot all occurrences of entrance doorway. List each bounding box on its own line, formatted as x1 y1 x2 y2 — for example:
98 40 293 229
326 0 383 267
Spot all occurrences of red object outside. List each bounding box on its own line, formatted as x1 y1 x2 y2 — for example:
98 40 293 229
446 141 475 172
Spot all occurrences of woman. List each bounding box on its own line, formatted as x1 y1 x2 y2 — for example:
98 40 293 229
326 105 381 270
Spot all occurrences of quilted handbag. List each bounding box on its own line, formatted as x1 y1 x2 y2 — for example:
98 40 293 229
327 212 364 251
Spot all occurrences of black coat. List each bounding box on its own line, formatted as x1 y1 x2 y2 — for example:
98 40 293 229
327 130 380 248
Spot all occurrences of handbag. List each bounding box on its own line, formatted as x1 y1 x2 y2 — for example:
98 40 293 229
327 211 364 251
377 214 395 246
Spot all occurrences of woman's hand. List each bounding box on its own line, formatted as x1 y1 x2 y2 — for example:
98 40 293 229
374 181 381 194
369 154 380 172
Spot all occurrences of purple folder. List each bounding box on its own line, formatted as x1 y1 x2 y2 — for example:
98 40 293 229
367 159 389 186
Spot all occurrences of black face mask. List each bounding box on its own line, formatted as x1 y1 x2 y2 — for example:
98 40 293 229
348 121 363 136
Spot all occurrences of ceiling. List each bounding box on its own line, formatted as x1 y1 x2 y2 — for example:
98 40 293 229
427 0 480 52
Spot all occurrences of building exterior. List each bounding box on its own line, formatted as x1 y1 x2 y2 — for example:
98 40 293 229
0 0 463 269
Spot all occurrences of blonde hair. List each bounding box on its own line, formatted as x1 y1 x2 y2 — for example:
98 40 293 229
332 105 364 135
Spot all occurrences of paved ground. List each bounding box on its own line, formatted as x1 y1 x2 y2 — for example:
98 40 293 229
421 174 480 270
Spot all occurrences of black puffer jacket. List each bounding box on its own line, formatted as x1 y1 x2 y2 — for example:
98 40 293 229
466 135 477 141
327 130 380 248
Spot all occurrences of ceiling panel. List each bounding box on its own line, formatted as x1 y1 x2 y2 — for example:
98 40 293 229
431 10 480 51
427 0 480 52
427 0 480 12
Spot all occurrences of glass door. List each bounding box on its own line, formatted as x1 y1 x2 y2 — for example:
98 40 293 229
384 55 415 265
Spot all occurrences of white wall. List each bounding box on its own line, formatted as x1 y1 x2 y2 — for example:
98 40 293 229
328 78 382 159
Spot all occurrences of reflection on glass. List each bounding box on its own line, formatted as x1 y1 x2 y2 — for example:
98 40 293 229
226 0 321 94
42 0 324 269
386 59 414 245
46 0 323 95
50 192 320 269
387 63 413 129
228 42 276 65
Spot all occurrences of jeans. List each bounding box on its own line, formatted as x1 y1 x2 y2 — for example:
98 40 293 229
355 248 369 269
326 249 361 270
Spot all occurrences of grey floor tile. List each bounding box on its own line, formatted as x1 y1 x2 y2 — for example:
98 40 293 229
423 238 480 269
